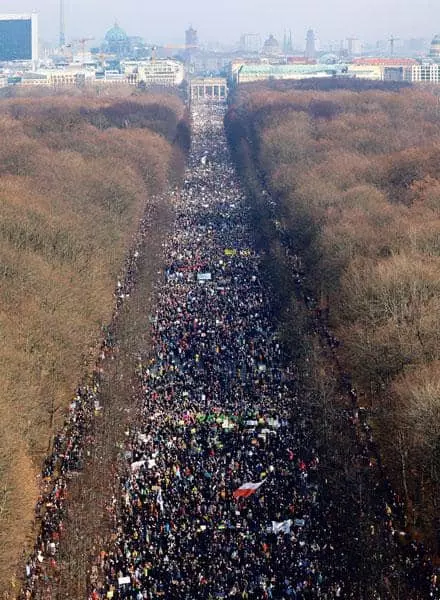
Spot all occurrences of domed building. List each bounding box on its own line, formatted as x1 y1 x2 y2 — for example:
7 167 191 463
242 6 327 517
105 22 130 57
430 35 440 61
262 34 281 56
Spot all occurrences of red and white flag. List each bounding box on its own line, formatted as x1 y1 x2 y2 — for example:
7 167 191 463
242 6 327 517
233 478 266 499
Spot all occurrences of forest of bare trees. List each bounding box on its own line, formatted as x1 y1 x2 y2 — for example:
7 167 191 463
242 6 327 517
225 81 440 551
0 89 187 593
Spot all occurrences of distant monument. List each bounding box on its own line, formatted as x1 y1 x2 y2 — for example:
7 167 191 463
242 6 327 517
185 25 199 50
283 30 294 55
105 22 130 57
305 29 316 59
430 34 440 61
262 34 281 56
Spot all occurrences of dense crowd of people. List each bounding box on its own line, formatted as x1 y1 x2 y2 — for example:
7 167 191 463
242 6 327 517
20 102 440 599
90 104 440 599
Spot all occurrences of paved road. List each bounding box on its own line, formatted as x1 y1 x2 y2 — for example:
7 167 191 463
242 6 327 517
93 103 438 600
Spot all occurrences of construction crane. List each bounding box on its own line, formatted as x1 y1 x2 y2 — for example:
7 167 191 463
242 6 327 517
388 35 400 57
71 37 95 62
59 0 65 48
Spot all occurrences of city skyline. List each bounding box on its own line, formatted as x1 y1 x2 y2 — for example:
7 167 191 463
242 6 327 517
1 0 439 47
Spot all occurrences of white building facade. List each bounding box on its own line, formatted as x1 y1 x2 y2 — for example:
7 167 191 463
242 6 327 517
122 59 184 87
404 63 440 84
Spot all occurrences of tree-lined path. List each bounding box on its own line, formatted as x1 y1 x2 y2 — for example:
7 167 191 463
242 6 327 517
91 104 438 600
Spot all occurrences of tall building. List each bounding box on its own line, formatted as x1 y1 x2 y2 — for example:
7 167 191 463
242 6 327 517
185 26 198 50
305 29 316 59
0 13 38 62
347 37 362 56
283 30 294 55
402 38 427 55
262 34 281 56
430 35 440 62
240 33 261 54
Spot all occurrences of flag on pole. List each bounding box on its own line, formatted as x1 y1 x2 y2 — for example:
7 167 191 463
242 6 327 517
233 479 266 499
272 519 292 534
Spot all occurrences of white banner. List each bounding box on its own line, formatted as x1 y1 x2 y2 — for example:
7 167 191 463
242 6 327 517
272 519 292 534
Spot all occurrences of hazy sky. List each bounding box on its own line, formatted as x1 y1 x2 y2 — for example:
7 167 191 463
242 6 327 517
2 0 439 47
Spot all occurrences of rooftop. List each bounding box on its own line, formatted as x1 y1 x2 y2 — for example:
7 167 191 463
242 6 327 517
105 23 128 43
239 63 347 76
352 58 418 66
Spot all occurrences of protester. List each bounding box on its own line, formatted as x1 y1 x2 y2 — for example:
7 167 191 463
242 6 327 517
92 104 440 599
22 103 440 600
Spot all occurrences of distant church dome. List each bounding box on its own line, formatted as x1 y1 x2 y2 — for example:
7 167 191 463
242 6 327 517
104 22 130 56
430 34 440 60
263 34 281 56
105 22 128 44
